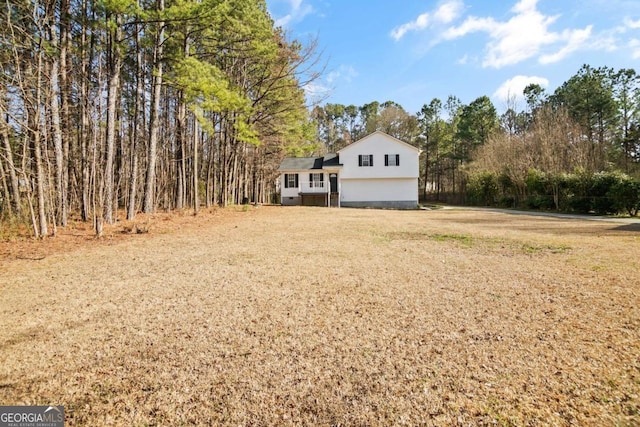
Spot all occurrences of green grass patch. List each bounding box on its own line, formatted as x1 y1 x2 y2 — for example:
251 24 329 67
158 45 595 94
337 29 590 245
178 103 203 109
385 231 475 246
385 231 571 255
429 233 474 245
520 243 571 254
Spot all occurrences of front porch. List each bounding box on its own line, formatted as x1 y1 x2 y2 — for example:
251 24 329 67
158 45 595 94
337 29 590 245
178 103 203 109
298 177 340 207
299 180 327 193
279 168 341 207
299 191 340 207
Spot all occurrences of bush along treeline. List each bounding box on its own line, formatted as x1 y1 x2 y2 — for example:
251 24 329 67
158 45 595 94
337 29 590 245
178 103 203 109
466 65 640 216
467 169 640 216
311 65 640 214
0 0 320 237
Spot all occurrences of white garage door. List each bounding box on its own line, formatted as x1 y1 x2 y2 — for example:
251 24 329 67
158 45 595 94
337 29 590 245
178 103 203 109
340 178 417 202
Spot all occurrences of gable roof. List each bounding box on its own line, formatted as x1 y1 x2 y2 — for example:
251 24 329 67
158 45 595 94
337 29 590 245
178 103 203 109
278 153 341 171
338 130 420 153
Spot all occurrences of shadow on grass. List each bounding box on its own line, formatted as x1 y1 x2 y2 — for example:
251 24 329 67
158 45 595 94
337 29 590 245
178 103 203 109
613 222 640 232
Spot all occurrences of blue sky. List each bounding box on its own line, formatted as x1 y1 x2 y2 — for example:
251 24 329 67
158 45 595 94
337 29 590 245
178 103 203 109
266 0 640 114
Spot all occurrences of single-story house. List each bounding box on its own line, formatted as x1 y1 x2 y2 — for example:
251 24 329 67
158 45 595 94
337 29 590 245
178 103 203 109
278 131 419 209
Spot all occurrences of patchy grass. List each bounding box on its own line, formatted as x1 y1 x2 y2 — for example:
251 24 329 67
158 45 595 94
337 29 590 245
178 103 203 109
387 230 571 254
520 243 571 254
429 232 474 244
0 206 639 426
386 231 474 246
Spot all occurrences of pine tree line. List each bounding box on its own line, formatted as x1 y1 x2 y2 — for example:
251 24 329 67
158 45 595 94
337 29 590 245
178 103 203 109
0 0 318 237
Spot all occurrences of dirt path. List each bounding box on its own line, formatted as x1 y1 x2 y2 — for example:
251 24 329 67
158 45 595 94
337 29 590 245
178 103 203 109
1 206 638 425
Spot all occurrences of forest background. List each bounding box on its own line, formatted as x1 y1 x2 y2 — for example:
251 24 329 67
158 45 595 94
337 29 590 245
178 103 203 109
1 0 639 238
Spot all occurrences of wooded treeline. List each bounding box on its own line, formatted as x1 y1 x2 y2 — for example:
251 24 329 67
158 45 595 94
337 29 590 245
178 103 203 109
311 65 640 212
0 0 317 237
2 0 640 241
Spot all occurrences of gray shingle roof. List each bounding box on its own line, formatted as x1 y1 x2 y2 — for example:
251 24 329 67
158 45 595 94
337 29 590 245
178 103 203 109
278 153 342 171
322 153 341 166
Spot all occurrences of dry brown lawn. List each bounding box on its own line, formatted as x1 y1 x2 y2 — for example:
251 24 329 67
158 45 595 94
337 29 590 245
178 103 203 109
0 206 639 426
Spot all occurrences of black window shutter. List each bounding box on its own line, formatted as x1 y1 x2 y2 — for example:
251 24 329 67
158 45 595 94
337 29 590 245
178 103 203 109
396 154 400 166
294 174 298 188
309 173 313 183
358 155 362 166
385 155 389 166
284 174 289 188
369 155 373 166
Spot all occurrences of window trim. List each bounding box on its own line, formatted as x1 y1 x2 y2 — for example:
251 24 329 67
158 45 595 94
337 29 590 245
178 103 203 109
309 172 324 188
385 154 400 166
358 154 373 167
285 173 298 188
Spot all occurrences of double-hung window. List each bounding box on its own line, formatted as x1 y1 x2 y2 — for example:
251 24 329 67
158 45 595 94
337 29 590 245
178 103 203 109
284 173 298 188
358 154 373 167
385 154 400 166
309 173 324 188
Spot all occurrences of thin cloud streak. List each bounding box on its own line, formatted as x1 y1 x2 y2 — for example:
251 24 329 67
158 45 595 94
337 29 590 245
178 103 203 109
390 0 464 41
274 0 314 27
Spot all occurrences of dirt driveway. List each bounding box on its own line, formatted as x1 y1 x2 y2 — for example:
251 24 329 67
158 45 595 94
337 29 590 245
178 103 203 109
1 206 638 425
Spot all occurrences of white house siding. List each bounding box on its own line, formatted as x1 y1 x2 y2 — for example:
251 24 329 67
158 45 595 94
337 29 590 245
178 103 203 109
280 173 301 205
280 171 329 206
338 132 419 208
340 178 418 208
338 132 419 180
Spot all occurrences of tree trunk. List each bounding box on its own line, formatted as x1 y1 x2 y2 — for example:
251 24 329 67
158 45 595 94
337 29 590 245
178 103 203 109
31 34 48 237
0 156 10 214
193 118 199 214
103 12 122 224
49 28 65 226
422 135 429 200
143 0 165 214
176 89 187 210
59 0 71 225
1 106 21 215
32 122 48 237
79 0 94 222
127 19 144 220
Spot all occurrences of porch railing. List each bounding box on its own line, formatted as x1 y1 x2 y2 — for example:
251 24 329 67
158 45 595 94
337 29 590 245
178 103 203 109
299 181 327 193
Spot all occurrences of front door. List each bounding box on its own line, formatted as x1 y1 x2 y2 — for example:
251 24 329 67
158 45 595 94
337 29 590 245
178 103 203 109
329 173 338 193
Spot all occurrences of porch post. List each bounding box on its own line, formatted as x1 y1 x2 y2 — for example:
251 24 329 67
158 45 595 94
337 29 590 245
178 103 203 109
326 173 329 207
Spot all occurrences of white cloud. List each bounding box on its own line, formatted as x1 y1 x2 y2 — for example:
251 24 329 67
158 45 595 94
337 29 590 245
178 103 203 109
274 0 313 27
588 30 619 52
442 16 496 39
441 0 593 68
303 81 331 105
539 26 592 64
308 64 358 105
326 65 358 84
390 0 463 41
433 0 465 24
624 17 640 29
608 17 640 58
493 75 549 103
511 0 537 14
630 39 640 59
391 12 431 41
456 54 469 64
